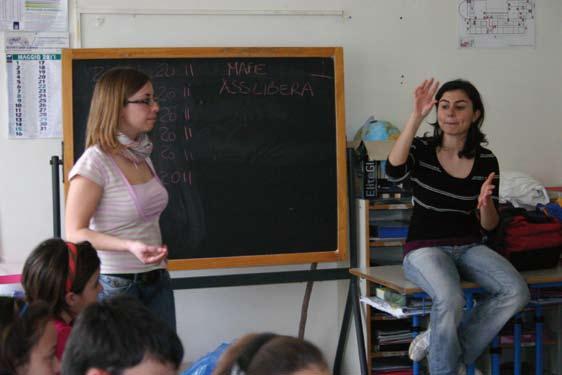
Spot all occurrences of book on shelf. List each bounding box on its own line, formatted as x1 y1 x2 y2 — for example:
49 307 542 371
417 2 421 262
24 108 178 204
360 296 431 318
373 342 410 352
372 357 413 375
375 329 412 344
376 287 407 306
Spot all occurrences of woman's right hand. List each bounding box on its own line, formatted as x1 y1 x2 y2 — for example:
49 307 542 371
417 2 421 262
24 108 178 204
127 241 168 265
413 78 439 120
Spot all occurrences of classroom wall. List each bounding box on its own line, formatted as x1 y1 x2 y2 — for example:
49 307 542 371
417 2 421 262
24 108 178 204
1 0 561 372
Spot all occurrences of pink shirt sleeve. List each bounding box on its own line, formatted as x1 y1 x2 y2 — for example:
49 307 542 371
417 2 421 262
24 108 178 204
54 319 72 360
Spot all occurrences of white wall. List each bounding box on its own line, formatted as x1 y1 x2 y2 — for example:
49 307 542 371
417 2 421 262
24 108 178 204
1 0 561 372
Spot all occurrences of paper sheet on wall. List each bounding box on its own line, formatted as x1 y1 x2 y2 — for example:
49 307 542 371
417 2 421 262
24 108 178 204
458 0 535 48
4 31 68 139
3 31 69 50
7 53 63 138
0 0 68 31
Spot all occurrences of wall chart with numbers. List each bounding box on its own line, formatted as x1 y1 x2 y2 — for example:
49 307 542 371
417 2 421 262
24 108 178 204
7 53 62 138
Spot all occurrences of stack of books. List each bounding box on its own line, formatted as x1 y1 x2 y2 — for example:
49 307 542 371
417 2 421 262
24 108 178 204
361 294 431 318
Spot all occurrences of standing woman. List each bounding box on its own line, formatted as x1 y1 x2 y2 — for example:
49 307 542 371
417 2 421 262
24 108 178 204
386 78 529 375
65 67 176 331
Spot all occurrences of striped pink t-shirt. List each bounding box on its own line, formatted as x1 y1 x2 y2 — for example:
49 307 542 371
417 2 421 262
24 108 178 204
69 146 168 274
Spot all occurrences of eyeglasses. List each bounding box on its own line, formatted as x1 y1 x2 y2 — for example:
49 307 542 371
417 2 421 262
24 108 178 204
125 97 159 106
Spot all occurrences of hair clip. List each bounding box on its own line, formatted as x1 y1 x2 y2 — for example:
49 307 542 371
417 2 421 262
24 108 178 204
18 302 29 317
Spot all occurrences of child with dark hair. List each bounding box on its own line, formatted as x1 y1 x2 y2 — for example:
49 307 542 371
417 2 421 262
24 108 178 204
0 297 59 375
212 333 330 375
61 295 184 375
22 238 101 360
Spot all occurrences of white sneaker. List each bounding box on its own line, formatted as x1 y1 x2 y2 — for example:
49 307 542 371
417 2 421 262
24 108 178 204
408 329 430 361
457 365 483 375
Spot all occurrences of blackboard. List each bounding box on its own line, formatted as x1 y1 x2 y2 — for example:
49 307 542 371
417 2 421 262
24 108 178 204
62 47 347 270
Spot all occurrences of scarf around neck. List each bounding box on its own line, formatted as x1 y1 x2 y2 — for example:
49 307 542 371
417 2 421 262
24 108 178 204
116 132 153 164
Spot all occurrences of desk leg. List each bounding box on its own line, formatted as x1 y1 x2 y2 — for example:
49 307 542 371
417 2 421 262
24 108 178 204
351 277 369 375
464 291 475 375
333 283 351 375
490 335 500 375
514 313 522 375
412 315 420 375
535 304 543 375
334 278 368 375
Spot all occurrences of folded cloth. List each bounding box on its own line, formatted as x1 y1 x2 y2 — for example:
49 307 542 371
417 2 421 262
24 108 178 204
500 171 549 209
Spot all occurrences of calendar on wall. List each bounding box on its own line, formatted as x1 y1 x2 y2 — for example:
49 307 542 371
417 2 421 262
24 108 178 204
7 53 62 138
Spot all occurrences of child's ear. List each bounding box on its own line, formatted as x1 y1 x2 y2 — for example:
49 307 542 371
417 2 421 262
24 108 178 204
65 291 77 307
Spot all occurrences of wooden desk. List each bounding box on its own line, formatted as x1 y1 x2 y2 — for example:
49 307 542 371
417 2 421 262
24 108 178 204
351 264 562 295
350 264 562 375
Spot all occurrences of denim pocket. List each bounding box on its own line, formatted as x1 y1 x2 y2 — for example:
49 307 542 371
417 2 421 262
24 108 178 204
99 275 133 300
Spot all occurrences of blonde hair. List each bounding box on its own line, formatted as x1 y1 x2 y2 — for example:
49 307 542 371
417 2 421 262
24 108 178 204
85 67 150 151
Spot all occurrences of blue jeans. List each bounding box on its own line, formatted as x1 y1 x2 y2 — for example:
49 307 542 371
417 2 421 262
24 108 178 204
98 270 176 332
403 244 529 375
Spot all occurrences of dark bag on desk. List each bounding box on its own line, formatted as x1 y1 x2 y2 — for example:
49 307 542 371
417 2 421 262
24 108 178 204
488 207 562 271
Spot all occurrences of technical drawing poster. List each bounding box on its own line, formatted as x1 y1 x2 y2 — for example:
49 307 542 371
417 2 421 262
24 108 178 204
458 0 535 48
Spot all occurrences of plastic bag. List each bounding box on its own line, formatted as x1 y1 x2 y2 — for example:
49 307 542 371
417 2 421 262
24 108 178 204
182 342 230 375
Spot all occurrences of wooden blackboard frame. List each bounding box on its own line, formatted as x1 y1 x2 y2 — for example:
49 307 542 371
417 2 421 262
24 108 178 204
62 47 347 270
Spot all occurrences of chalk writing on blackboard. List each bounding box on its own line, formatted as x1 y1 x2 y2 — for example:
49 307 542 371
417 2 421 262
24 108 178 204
64 48 347 270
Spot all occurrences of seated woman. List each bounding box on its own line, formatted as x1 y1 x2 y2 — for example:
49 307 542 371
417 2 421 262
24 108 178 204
0 297 59 375
386 78 530 375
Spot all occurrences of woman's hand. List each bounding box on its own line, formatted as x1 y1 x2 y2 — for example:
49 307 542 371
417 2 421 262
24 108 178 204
127 241 168 264
413 78 439 119
478 172 495 209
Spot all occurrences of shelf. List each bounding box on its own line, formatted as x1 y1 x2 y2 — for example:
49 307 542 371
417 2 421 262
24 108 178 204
362 197 415 372
370 203 413 210
500 339 557 348
370 239 406 247
372 314 409 321
371 350 409 358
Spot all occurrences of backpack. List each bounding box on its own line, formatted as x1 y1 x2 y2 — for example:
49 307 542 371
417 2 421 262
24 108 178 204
487 205 562 271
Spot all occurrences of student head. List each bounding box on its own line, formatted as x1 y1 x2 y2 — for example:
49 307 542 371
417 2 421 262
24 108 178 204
212 333 330 375
430 79 487 158
61 295 183 375
0 297 59 375
22 238 101 321
86 67 159 150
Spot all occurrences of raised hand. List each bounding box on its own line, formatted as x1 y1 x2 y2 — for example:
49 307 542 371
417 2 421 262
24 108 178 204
478 172 495 209
413 78 439 119
128 241 168 265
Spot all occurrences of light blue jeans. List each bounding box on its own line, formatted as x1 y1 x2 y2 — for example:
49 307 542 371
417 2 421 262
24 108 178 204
98 270 176 332
403 244 530 375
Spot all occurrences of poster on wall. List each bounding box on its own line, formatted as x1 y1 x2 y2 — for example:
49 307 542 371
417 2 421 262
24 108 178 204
4 31 68 139
457 0 535 48
7 53 63 138
0 0 68 32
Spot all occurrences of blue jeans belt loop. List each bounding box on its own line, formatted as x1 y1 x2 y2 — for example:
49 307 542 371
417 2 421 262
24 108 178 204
109 269 163 284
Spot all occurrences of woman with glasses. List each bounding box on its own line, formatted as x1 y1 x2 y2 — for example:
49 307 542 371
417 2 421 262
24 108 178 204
65 67 176 331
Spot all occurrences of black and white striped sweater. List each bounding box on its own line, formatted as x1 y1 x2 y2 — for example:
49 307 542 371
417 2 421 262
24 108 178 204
385 137 499 252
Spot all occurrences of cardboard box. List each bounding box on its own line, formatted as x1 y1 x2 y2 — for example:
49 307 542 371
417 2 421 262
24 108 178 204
349 140 396 199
